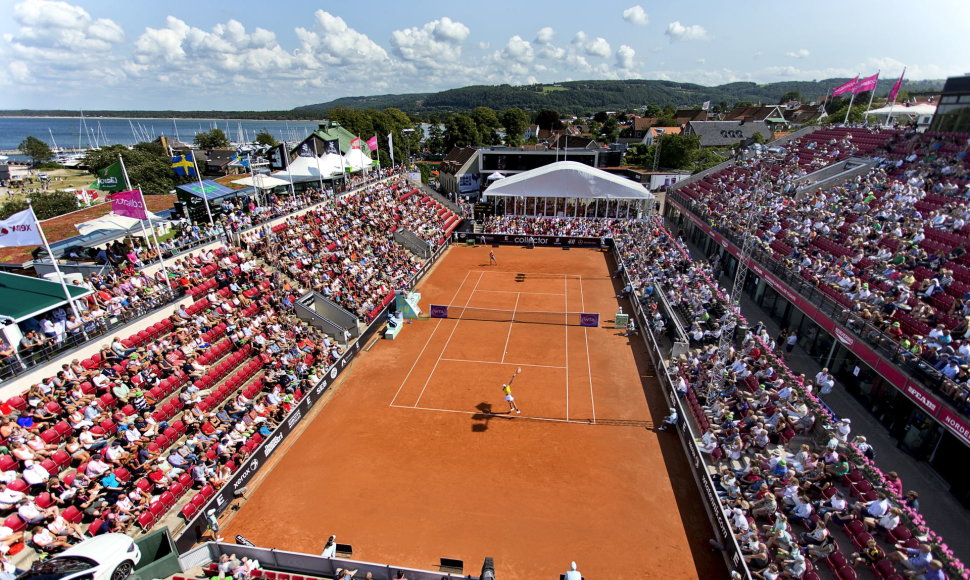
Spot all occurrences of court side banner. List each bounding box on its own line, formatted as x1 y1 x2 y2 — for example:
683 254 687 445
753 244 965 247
452 231 603 248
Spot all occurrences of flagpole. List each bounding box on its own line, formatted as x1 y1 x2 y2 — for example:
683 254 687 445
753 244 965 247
843 92 857 125
863 71 880 122
281 141 295 198
28 203 86 340
118 154 171 286
189 149 214 226
311 137 326 196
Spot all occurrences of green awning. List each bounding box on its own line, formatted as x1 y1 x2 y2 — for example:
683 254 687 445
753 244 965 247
766 118 788 123
0 272 92 322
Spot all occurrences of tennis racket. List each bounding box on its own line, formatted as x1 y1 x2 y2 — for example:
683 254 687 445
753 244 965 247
507 367 523 386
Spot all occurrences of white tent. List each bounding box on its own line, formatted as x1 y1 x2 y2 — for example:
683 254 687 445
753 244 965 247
864 103 936 124
273 155 345 182
487 172 506 181
484 161 655 201
75 212 168 237
343 148 372 172
231 175 291 189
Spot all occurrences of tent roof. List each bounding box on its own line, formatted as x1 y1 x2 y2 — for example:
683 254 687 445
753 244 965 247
231 175 291 189
176 180 238 201
343 148 372 171
864 103 937 116
75 212 167 237
0 271 91 322
274 155 345 182
484 161 654 200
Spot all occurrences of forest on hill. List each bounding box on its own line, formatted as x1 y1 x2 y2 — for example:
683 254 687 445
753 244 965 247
295 77 944 115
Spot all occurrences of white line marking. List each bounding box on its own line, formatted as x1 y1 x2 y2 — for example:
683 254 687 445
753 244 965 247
474 289 566 296
580 275 596 425
439 358 567 370
390 403 579 424
413 271 485 407
389 269 471 407
500 292 519 364
564 273 569 422
479 269 584 278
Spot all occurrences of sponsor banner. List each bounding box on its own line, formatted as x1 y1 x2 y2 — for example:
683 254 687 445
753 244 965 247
429 304 449 318
669 196 961 427
579 313 599 327
453 231 602 248
938 408 970 446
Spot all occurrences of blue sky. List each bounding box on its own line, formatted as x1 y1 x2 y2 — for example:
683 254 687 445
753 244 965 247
1 0 968 111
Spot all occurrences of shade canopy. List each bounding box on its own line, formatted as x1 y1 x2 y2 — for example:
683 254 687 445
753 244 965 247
0 271 91 322
484 161 654 200
487 172 506 181
231 175 291 189
864 103 937 117
75 212 167 237
274 155 346 182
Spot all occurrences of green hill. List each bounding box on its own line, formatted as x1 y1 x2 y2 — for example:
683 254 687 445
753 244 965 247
294 78 943 115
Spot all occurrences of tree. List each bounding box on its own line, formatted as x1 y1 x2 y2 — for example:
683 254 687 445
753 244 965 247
83 142 177 197
500 108 529 147
194 128 230 149
470 106 501 145
18 136 53 165
751 132 767 144
0 191 78 220
601 118 619 143
426 115 446 157
255 131 278 147
779 91 803 104
593 111 610 123
534 109 563 131
443 114 480 150
657 133 700 170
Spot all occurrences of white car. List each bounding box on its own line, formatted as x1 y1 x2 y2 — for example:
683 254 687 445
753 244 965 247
18 533 142 580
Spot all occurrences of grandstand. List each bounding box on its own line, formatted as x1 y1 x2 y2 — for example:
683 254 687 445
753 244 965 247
3 124 970 580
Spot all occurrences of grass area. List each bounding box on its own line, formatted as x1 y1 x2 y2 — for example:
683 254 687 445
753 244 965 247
2 168 100 203
539 85 569 93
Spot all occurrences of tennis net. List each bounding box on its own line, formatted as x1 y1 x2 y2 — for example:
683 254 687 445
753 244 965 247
428 304 599 327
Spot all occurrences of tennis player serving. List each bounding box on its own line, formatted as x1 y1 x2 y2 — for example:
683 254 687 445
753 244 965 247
502 367 522 414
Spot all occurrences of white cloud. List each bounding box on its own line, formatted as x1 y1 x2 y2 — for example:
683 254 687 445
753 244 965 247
697 58 706 64
390 17 470 69
616 45 636 70
572 31 611 58
298 10 389 66
623 5 649 26
665 21 708 42
502 35 534 65
786 48 810 59
4 0 125 84
535 27 555 45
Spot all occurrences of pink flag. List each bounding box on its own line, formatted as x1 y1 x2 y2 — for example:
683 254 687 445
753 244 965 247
888 68 906 102
832 76 859 96
366 136 378 151
111 189 148 220
853 72 879 94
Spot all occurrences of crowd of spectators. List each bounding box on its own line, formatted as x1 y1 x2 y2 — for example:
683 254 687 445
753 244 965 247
483 209 963 579
0 170 443 563
244 177 455 321
481 216 629 238
0 250 343 556
673 127 970 413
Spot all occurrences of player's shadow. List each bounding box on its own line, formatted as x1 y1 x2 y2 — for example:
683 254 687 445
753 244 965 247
471 401 510 432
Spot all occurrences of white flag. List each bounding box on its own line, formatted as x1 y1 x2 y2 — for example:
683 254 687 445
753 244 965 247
0 209 43 247
388 132 395 167
702 101 711 111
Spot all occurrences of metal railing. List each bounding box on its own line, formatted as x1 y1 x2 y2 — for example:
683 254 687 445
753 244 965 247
668 189 969 414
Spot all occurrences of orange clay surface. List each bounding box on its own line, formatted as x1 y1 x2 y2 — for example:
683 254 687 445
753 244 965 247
224 245 723 579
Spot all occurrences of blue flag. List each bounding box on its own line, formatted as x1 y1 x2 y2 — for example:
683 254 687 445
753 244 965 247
171 153 197 177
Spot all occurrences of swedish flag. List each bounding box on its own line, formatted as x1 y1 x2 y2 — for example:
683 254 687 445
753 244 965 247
171 153 197 177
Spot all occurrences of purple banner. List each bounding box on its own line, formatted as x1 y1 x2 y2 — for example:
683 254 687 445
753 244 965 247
429 304 448 318
111 189 149 220
668 196 970 442
580 313 600 327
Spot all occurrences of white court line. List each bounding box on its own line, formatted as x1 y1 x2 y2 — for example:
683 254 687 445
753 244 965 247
390 403 580 425
564 273 569 422
413 271 485 408
389 269 472 407
474 289 566 296
479 269 584 278
500 292 519 364
580 275 596 424
439 358 567 370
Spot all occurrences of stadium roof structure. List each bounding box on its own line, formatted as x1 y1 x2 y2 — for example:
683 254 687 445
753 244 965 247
0 272 91 322
484 161 654 200
176 180 239 201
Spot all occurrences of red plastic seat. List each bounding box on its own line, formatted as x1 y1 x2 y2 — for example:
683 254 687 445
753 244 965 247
0 455 18 472
61 506 83 523
180 503 198 520
34 492 54 509
7 479 28 492
51 449 71 468
39 429 60 445
159 491 176 509
2 514 24 533
148 501 166 517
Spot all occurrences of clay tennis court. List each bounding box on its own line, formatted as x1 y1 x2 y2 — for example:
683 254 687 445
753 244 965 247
223 245 722 579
